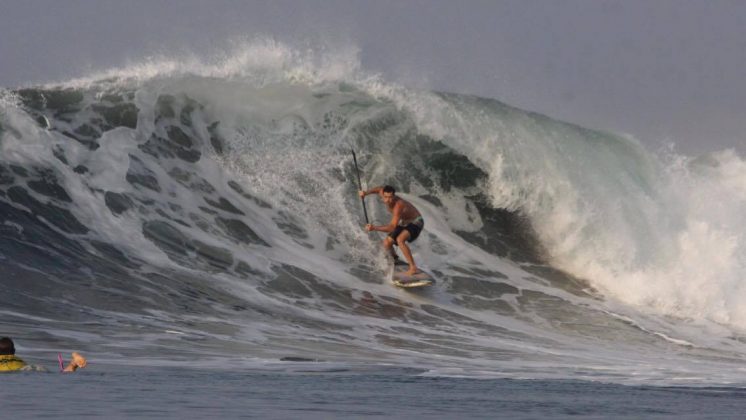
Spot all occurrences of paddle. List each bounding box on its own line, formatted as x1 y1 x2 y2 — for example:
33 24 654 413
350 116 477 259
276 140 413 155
351 150 369 224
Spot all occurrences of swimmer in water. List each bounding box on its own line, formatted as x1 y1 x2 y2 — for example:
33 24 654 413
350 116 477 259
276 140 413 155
0 337 87 373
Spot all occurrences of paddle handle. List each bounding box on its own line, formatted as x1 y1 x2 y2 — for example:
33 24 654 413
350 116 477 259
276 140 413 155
351 150 370 224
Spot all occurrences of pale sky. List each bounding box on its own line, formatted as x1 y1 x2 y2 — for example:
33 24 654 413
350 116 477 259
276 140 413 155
1 0 744 155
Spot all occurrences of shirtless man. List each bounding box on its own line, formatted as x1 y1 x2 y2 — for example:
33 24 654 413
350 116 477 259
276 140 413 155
359 185 424 275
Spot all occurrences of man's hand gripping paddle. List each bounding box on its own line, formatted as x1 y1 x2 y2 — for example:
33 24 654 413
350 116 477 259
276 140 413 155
351 150 369 225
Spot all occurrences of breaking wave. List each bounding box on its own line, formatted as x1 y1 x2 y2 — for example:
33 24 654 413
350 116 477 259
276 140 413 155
1 40 745 385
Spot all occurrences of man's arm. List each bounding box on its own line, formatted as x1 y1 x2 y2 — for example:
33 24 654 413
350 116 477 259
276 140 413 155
367 202 401 233
359 186 383 197
62 352 87 373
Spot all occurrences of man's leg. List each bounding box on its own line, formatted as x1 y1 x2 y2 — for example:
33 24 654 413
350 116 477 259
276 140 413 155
396 230 418 275
383 236 397 260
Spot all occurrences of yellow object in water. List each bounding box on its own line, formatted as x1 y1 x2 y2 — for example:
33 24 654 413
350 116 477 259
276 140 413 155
0 354 28 371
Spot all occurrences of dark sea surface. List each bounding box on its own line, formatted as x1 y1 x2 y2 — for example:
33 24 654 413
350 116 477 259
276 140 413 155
3 364 746 419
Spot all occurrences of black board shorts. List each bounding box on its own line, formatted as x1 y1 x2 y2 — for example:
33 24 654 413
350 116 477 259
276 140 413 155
389 217 424 243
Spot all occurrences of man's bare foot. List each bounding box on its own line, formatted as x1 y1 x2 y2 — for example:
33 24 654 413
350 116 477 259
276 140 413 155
405 268 419 276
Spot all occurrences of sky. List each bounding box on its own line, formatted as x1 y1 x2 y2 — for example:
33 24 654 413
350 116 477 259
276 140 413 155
1 0 744 155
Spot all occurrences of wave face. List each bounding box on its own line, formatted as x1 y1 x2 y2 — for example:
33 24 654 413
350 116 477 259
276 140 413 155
1 42 746 384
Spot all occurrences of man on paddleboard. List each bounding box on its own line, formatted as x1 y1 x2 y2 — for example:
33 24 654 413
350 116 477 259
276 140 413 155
359 185 424 276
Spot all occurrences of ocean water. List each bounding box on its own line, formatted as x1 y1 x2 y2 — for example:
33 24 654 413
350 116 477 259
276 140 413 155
2 39 746 415
4 363 746 419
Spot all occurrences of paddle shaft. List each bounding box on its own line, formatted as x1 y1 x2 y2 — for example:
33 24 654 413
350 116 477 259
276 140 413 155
351 150 370 224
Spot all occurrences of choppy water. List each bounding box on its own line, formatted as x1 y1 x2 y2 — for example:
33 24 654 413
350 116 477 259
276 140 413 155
1 40 746 389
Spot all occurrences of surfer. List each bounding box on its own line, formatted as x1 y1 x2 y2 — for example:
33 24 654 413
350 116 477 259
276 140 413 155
0 337 27 372
359 185 424 275
0 337 87 373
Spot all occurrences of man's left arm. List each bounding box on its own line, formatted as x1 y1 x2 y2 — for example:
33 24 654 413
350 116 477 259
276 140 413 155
366 204 401 233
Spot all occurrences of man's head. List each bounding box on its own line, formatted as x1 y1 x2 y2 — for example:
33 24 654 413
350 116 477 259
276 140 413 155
0 337 16 355
381 185 396 205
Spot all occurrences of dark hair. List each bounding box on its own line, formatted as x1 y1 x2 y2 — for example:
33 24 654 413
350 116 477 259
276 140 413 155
383 185 396 194
0 337 15 355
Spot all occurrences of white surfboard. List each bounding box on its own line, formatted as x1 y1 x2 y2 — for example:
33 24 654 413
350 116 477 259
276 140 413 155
391 264 435 288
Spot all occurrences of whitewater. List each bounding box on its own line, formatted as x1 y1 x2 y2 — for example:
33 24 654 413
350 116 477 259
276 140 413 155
1 41 746 387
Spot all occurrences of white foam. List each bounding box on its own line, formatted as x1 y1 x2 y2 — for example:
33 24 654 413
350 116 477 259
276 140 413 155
372 84 746 333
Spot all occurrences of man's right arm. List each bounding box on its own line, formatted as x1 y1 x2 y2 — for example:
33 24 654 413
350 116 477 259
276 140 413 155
360 186 383 197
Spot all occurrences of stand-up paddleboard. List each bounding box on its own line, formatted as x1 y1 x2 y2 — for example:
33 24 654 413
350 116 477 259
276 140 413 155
390 261 435 288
